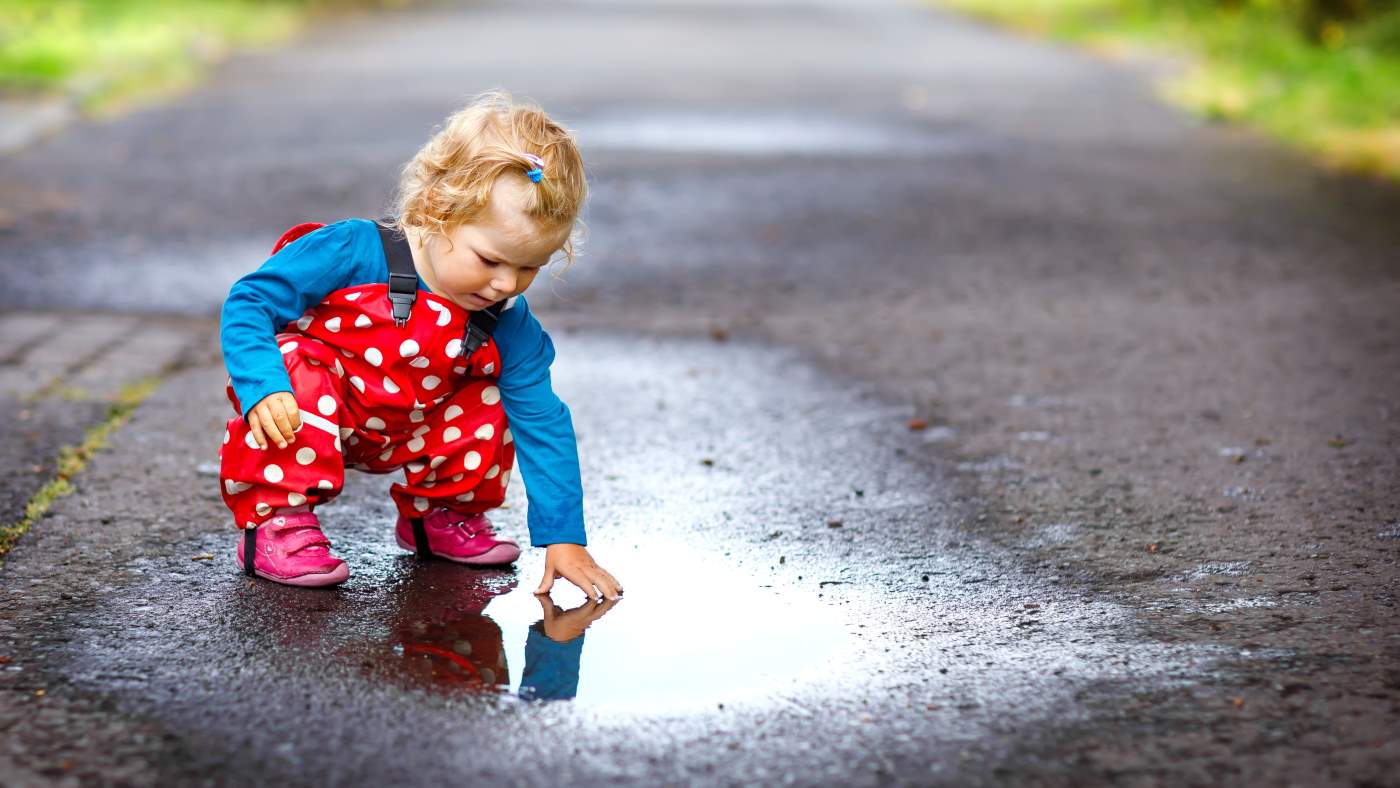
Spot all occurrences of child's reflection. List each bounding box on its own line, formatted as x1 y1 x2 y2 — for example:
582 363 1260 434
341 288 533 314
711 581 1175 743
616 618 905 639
519 595 618 701
380 566 617 701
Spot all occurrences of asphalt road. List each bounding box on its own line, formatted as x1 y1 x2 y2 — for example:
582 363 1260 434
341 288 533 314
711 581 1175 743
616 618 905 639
1 0 1398 784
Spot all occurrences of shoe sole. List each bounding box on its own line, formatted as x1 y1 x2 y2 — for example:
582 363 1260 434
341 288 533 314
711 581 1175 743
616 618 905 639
395 533 520 565
233 548 349 587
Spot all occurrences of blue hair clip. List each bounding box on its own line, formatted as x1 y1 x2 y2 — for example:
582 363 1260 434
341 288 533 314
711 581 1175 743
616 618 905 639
522 153 546 184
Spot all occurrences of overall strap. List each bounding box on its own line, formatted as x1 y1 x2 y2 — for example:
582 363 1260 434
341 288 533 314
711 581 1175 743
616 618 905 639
376 221 418 327
375 219 507 354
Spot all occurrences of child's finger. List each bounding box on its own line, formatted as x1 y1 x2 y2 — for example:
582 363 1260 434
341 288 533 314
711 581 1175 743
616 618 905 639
267 401 295 447
590 570 621 600
248 412 268 449
534 558 555 595
563 567 602 601
282 396 302 432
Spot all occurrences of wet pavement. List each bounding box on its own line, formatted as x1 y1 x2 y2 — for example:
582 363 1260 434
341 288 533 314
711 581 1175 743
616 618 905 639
1 0 1398 783
0 335 1211 785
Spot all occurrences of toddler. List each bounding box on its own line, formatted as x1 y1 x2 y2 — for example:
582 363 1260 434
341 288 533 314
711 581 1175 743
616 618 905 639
216 91 621 601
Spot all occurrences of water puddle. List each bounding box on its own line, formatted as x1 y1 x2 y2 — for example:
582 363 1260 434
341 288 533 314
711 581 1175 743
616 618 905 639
574 110 980 157
343 536 854 712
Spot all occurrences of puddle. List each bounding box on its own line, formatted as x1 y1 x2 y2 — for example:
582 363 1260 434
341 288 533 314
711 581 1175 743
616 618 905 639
336 536 855 712
575 110 981 157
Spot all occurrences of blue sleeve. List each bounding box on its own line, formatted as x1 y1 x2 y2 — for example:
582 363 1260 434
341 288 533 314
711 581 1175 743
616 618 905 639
518 623 584 701
494 295 588 547
219 219 380 418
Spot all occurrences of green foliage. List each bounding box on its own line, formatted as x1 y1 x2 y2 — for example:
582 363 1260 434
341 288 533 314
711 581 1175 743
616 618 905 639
0 0 305 106
937 0 1400 176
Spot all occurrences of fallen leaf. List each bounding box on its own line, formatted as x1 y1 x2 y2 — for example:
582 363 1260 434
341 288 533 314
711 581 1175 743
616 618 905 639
700 458 714 467
709 325 729 342
1147 543 1159 553
1327 437 1349 449
191 553 215 561
907 419 928 431
1230 696 1245 709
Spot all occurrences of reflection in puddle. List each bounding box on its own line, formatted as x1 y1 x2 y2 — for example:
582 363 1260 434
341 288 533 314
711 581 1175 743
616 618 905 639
345 536 855 712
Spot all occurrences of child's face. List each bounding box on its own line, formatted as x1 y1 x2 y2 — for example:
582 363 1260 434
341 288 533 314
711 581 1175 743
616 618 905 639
419 177 566 311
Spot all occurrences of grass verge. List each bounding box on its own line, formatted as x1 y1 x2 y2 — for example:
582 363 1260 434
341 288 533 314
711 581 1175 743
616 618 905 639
933 0 1400 179
0 377 160 558
0 1 367 115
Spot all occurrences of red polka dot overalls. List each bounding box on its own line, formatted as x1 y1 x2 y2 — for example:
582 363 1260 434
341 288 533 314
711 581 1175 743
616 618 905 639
217 281 515 530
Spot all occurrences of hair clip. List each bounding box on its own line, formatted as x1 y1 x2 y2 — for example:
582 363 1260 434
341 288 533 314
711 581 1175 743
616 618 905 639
521 153 545 183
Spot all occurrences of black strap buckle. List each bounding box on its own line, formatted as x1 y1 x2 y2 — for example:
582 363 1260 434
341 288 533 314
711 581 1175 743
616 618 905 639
387 272 417 327
462 322 491 356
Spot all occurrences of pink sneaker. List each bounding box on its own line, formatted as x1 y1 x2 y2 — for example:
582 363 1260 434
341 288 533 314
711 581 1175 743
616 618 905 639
396 508 521 565
235 512 349 587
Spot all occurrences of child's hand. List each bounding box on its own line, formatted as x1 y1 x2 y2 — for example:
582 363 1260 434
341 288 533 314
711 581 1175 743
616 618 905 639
248 391 301 449
535 543 623 601
534 594 619 643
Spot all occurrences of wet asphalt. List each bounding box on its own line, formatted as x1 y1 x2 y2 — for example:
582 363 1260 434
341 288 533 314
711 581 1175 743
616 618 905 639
1 0 1399 784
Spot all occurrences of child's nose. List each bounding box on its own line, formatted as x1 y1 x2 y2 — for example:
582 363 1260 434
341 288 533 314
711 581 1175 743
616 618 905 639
492 269 518 294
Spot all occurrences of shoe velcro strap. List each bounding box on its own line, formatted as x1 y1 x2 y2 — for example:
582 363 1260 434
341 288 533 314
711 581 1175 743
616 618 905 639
243 527 257 577
279 527 332 555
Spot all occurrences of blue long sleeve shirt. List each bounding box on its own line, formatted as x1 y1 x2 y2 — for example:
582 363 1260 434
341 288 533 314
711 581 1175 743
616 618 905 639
219 218 586 547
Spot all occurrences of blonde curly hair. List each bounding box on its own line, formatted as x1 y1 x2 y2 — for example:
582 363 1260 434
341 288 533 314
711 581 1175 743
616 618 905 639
390 90 588 266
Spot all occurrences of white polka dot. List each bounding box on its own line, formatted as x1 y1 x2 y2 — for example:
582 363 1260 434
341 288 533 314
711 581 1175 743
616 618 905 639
427 300 452 326
411 425 429 438
223 429 230 444
362 347 383 367
500 470 511 489
279 341 298 354
378 449 394 461
318 480 334 490
464 451 481 470
287 492 306 507
296 315 314 331
346 292 361 302
503 428 513 445
413 497 429 512
365 417 386 431
409 356 430 369
324 317 342 333
348 436 359 446
407 437 425 453
317 395 337 416
224 479 251 495
255 502 271 516
400 339 420 357
244 521 258 530
485 464 500 479
263 464 284 483
422 479 436 489
483 363 495 375
296 447 317 465
474 423 494 441
409 408 425 423
383 376 400 394
442 426 462 442
429 455 447 469
444 405 464 421
333 359 344 378
407 461 426 474
422 375 441 391
334 436 342 452
355 314 372 328
456 492 475 502
451 474 464 483
445 338 463 357
453 366 467 375
350 376 366 394
339 427 353 440
245 432 262 450
480 386 500 405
